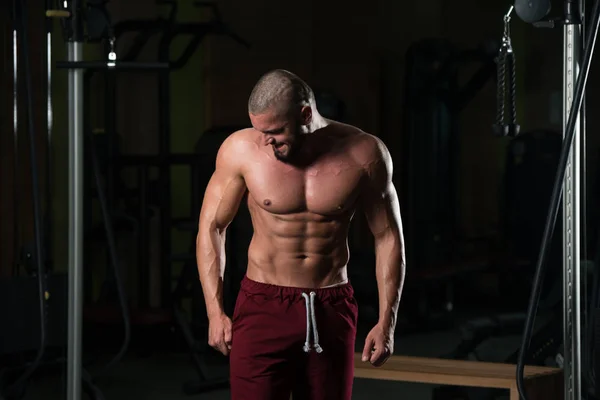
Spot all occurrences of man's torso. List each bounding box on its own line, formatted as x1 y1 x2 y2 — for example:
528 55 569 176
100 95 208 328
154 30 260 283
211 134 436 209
236 122 372 288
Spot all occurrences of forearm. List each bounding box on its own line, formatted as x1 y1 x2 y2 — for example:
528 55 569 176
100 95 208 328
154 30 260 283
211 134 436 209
197 222 227 319
374 230 405 330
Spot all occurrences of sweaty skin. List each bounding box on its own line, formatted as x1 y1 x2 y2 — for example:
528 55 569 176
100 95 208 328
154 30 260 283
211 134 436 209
197 114 405 365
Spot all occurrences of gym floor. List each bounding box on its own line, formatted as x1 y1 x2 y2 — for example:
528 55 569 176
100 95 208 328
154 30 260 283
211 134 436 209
22 313 522 400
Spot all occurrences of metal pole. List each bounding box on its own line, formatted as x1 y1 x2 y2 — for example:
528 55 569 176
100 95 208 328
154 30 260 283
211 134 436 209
67 40 84 400
46 17 54 270
12 2 20 277
563 10 583 400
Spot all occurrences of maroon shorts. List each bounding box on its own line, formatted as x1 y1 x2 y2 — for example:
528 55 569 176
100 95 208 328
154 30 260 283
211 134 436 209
229 276 358 400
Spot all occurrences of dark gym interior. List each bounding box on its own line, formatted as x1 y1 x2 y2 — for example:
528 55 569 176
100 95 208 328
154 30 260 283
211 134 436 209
2 0 600 398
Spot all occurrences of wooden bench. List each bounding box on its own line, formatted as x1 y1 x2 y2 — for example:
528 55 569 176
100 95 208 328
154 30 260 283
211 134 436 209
354 354 563 400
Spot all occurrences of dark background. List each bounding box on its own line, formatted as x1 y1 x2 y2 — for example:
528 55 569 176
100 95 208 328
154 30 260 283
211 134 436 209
1 0 599 398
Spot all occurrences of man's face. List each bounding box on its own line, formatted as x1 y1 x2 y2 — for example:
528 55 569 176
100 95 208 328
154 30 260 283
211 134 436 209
250 107 307 162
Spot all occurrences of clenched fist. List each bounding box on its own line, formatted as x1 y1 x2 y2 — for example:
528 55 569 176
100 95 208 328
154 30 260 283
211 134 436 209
361 322 393 367
208 313 233 356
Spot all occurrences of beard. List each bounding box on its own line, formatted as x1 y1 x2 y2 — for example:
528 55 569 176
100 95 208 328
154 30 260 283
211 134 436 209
273 142 296 162
273 125 304 162
273 147 288 161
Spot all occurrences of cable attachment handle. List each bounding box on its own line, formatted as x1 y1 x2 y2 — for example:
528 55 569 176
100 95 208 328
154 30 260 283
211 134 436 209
107 36 116 68
493 5 520 137
503 5 514 45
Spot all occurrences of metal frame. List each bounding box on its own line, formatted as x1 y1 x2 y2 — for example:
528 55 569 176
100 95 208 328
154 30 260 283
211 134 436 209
563 0 588 397
513 0 600 396
66 40 84 400
66 3 85 399
61 3 237 398
563 19 583 399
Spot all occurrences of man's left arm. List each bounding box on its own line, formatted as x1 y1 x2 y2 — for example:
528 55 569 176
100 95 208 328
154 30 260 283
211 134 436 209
360 136 406 366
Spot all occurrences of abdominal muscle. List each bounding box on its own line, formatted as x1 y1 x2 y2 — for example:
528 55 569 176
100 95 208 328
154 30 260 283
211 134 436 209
245 208 352 289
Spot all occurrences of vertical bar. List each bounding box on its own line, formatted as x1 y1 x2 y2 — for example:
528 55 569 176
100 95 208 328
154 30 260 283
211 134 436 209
105 71 116 281
105 70 116 214
67 41 84 400
83 71 93 304
13 21 20 275
46 30 53 269
579 0 589 379
13 30 18 142
562 21 582 400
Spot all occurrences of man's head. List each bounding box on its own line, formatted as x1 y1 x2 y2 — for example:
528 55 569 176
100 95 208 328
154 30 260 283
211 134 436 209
248 69 315 162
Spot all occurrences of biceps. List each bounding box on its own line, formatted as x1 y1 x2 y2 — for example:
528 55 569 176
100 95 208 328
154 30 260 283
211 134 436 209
364 184 402 237
199 171 247 231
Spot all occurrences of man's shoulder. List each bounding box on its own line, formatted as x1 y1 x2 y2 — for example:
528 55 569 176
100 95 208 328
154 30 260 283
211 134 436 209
215 128 259 172
355 131 386 150
329 121 383 148
348 132 393 183
341 127 390 168
218 128 259 156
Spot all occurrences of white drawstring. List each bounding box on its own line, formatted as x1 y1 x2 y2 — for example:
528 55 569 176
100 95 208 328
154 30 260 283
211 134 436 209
301 292 323 354
302 293 311 352
309 292 323 353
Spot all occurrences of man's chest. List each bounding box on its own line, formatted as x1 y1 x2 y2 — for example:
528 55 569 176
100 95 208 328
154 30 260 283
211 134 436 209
243 157 365 215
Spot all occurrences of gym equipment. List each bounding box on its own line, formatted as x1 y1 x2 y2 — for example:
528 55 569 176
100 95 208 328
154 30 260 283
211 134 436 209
357 353 563 400
503 131 563 270
1 1 50 398
398 38 498 331
52 1 250 398
44 0 54 273
515 0 552 24
85 119 132 376
401 38 497 275
77 2 247 389
45 1 164 399
1 2 93 399
497 0 598 398
2 1 102 399
80 1 250 311
492 7 520 138
432 131 564 400
11 0 19 278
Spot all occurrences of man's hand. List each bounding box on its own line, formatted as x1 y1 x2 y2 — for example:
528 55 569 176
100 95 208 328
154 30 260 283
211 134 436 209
361 322 394 367
208 313 233 356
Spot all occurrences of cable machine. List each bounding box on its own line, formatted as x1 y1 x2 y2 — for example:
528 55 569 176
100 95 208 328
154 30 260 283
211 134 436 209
48 1 249 398
497 0 599 399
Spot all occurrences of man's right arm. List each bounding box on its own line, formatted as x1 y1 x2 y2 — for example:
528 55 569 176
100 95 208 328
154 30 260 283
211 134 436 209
197 133 248 319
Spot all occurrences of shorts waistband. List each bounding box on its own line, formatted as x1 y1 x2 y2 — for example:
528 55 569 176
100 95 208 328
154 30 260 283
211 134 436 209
239 275 354 303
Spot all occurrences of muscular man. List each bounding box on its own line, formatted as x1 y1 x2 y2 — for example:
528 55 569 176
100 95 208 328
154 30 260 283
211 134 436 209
197 69 405 400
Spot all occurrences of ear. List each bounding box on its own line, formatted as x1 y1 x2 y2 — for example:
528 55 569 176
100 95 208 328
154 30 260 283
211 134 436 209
300 106 312 125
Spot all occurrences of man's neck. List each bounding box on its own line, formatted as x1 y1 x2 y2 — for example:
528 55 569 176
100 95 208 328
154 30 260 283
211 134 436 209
288 116 334 166
306 113 329 134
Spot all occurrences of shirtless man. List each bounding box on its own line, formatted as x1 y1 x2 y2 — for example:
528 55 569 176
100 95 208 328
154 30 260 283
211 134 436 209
197 70 405 400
